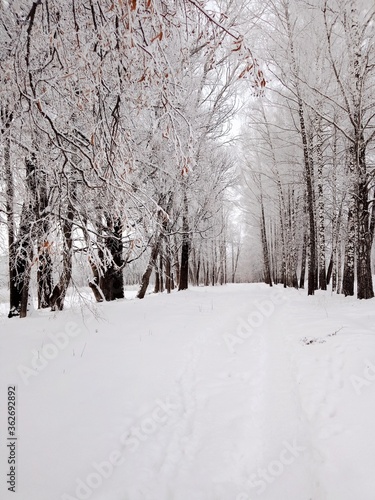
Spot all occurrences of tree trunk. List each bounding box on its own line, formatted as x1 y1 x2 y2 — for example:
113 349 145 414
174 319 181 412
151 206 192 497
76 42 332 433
178 190 190 291
100 217 124 301
138 193 173 298
154 265 160 293
303 118 316 296
36 168 52 309
137 238 160 299
88 259 105 302
356 178 373 299
9 156 36 318
331 121 338 292
284 3 316 295
260 192 272 286
336 239 343 294
50 197 75 311
342 199 355 296
159 253 164 293
173 234 180 288
356 139 373 299
4 114 35 318
278 192 287 288
205 261 209 286
16 208 34 318
326 254 333 286
165 244 172 294
179 237 190 290
4 125 18 317
299 228 307 289
37 246 53 308
196 258 201 286
316 115 327 290
287 189 298 288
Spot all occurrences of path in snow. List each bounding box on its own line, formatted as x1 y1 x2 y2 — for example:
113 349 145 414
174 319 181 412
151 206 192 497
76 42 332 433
105 285 319 500
1 284 375 500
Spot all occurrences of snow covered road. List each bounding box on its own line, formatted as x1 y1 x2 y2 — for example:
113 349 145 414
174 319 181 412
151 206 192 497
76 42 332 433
1 284 375 500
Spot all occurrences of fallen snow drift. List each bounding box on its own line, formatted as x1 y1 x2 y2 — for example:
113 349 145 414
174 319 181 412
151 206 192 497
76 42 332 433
1 283 375 500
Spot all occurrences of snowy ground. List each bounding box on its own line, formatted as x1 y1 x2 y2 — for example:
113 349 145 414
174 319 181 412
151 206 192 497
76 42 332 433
1 283 375 500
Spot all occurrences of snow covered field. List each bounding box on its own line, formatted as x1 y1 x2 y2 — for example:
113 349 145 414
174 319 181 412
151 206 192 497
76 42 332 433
1 283 375 500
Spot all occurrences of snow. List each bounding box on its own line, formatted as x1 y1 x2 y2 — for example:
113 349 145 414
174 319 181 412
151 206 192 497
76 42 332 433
1 283 375 500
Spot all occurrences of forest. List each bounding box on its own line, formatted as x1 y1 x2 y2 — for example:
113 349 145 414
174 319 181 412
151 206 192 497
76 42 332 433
1 0 375 318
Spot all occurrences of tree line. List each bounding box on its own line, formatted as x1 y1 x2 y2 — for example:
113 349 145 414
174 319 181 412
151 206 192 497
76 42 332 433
0 0 263 317
242 0 375 299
